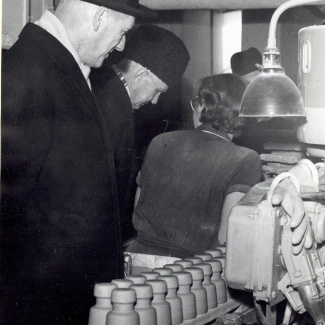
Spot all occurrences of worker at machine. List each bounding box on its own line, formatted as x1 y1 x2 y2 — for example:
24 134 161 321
90 24 190 242
1 0 156 323
126 73 262 258
231 47 263 84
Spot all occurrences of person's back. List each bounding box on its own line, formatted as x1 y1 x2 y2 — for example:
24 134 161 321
127 73 262 258
130 128 261 257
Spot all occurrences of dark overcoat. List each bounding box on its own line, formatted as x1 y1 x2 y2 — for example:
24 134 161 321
1 23 123 323
91 66 138 241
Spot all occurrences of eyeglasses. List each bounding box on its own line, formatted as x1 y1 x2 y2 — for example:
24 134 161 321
190 96 201 111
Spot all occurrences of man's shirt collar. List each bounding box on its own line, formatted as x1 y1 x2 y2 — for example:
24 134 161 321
35 10 91 90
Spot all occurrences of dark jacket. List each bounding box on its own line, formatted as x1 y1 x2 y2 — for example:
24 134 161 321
1 23 122 323
128 124 262 258
91 65 138 241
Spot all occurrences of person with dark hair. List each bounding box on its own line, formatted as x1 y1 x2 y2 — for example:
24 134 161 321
1 0 156 323
90 24 190 242
126 73 262 258
231 47 262 83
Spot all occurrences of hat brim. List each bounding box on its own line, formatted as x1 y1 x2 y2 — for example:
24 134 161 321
84 0 157 18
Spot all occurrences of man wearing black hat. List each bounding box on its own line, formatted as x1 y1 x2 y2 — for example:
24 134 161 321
231 47 262 83
90 24 190 243
1 0 156 324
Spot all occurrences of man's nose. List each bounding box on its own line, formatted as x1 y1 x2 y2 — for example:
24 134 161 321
116 35 126 52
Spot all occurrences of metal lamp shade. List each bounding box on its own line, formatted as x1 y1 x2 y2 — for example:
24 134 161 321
239 55 305 118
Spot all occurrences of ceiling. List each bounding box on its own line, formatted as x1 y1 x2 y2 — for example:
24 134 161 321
139 0 325 14
140 0 294 10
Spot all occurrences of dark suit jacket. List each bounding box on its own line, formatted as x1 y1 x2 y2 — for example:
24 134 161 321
91 65 138 240
1 23 122 323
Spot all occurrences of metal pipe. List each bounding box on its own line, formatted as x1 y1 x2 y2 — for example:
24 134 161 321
267 0 325 48
140 0 291 11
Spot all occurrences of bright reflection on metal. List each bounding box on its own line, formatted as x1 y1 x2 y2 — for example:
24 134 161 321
239 47 305 118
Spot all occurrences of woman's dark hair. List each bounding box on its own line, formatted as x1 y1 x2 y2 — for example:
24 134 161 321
198 73 247 136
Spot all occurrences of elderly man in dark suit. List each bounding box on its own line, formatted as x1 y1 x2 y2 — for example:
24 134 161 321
90 25 190 242
1 0 156 324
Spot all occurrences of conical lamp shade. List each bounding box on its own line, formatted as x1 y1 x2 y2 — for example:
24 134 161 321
239 49 305 118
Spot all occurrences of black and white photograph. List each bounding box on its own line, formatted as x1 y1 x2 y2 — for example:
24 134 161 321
2 0 325 324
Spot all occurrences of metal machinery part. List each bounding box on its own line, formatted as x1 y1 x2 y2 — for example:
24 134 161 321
226 161 325 324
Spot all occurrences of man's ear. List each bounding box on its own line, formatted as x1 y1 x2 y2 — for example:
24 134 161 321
134 67 149 85
93 7 108 32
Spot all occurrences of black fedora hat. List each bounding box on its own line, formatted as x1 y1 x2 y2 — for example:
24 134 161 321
231 47 262 76
83 0 157 18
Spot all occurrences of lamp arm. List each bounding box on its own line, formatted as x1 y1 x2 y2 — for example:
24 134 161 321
268 0 325 48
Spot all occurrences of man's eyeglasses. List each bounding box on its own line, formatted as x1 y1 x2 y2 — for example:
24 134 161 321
190 96 201 111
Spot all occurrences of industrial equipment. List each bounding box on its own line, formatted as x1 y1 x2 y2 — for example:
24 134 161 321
226 161 325 324
227 1 325 324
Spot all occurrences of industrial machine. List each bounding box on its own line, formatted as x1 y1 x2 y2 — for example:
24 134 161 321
226 161 325 325
226 1 325 324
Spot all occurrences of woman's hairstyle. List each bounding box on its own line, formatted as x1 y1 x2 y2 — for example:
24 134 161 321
197 73 247 136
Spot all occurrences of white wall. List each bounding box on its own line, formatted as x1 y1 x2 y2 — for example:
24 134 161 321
2 0 54 49
212 10 242 74
180 10 242 120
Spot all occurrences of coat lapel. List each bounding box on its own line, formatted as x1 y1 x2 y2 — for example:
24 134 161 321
20 23 98 120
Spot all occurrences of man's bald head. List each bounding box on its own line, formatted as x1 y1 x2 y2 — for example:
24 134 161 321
55 0 135 68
